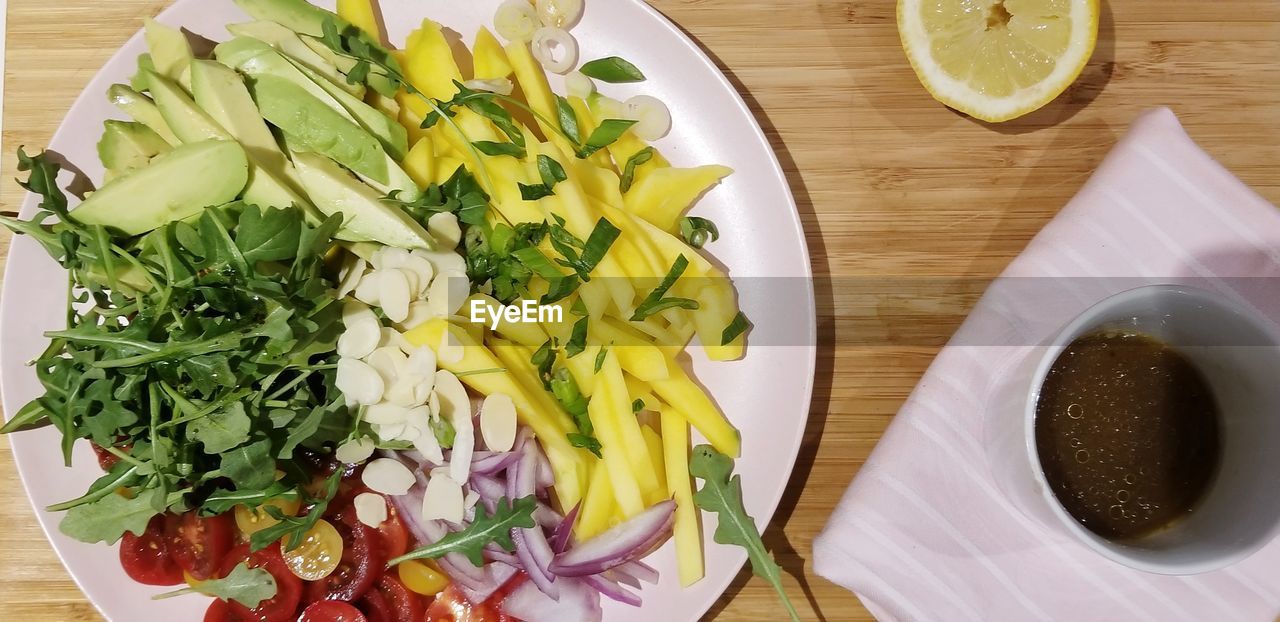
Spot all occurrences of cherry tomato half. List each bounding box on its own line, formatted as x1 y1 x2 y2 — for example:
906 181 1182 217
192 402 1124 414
371 574 422 622
203 599 245 622
166 511 234 581
425 582 518 622
299 600 368 622
303 508 384 603
119 515 183 586
220 543 303 622
377 499 410 559
359 587 392 622
91 442 120 471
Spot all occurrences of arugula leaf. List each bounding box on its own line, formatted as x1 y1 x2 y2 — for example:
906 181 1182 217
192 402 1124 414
154 561 277 608
472 140 525 158
188 402 252 454
555 95 582 144
722 311 751 345
200 483 299 517
250 470 342 552
388 496 537 567
579 56 646 83
690 445 800 622
236 208 302 263
576 120 637 159
679 216 720 249
631 255 700 321
518 155 570 200
220 438 276 490
620 147 655 193
59 488 161 545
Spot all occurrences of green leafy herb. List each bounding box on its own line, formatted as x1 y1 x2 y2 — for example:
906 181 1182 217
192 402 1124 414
318 19 404 98
722 311 751 345
200 483 300 517
549 368 601 457
594 346 609 373
153 561 277 608
579 56 646 83
388 496 537 567
250 469 343 552
576 119 637 159
566 316 589 358
472 141 525 158
518 155 570 201
631 255 700 321
679 216 720 249
531 339 558 389
632 399 645 413
59 488 162 545
556 95 582 145
620 147 655 193
690 445 800 622
430 414 457 449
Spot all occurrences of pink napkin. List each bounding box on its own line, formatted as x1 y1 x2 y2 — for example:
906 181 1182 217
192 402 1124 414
813 108 1280 621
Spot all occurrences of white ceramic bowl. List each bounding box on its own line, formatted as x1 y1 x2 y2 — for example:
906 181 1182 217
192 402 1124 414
1017 285 1280 574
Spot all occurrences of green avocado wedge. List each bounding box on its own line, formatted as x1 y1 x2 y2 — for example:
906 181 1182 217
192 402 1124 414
97 120 171 174
71 140 249 236
289 149 432 249
107 84 180 146
225 20 365 98
143 18 195 90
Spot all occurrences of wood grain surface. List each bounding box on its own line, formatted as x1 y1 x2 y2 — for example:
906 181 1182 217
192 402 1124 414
2 1 1279 620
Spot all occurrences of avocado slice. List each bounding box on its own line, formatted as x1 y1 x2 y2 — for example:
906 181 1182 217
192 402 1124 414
216 37 405 161
148 71 312 213
143 18 194 90
71 140 249 235
249 73 388 184
97 120 171 175
107 84 180 146
226 20 364 98
232 0 397 95
130 53 157 92
189 60 291 177
289 149 432 249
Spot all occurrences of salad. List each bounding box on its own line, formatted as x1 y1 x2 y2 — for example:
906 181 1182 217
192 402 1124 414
0 0 798 620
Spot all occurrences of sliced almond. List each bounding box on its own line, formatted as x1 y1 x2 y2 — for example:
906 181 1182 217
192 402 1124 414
407 407 445 463
427 212 463 249
353 271 382 306
400 301 438 331
376 421 409 441
421 473 465 524
479 394 518 452
402 255 436 298
336 358 384 406
366 346 408 386
463 489 480 510
335 436 376 464
372 246 411 271
412 248 467 278
364 402 410 425
362 458 417 496
353 492 389 528
337 257 368 299
337 302 381 360
435 370 476 483
379 269 412 324
379 327 412 354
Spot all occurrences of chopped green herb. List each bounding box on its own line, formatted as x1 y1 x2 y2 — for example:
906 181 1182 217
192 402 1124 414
549 368 601 458
632 399 645 413
579 56 647 83
679 216 720 249
566 316 589 358
577 119 637 158
531 339 558 389
620 147 655 193
594 346 609 373
556 95 582 144
721 311 751 345
631 255 700 321
472 140 525 158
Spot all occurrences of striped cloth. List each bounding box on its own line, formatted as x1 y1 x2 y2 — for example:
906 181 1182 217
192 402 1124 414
813 108 1280 621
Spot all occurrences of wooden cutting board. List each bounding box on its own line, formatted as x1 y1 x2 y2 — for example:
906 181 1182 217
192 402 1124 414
1 1 1278 620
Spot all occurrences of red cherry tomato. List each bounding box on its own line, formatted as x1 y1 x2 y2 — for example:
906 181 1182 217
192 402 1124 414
119 515 183 586
298 600 369 622
166 511 235 580
371 574 422 622
425 583 518 622
220 543 303 622
203 599 246 622
304 508 384 603
377 501 411 559
358 586 392 622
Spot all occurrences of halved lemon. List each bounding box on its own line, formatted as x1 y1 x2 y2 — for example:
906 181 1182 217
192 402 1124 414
898 0 1099 122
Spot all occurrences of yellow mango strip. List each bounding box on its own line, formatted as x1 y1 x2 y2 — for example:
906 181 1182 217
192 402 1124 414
660 406 705 586
401 138 436 188
576 460 617 540
693 279 746 361
504 42 575 153
624 165 734 233
571 158 625 210
336 0 382 42
488 340 574 434
463 294 548 346
404 19 464 101
404 319 586 507
564 344 600 396
650 362 741 457
565 97 614 172
367 92 400 123
577 279 612 321
472 27 514 79
433 156 464 185
640 425 667 506
598 351 663 505
628 315 683 347
586 366 645 517
589 320 669 382
623 374 658 411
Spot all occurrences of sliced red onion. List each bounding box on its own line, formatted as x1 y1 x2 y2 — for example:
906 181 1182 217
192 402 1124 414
613 560 659 585
549 501 675 577
584 573 642 607
551 503 582 554
471 450 521 476
534 502 561 530
389 489 431 547
501 576 602 622
419 518 489 586
484 545 521 568
532 442 555 489
514 528 560 599
460 563 519 605
513 446 560 599
604 568 640 590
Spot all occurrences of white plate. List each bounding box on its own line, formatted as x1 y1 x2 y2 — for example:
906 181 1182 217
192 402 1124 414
0 1 816 620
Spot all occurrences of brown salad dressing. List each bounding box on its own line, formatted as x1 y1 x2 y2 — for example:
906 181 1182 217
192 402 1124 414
1035 330 1221 540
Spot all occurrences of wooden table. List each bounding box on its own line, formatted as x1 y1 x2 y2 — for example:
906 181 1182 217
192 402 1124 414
1 1 1278 620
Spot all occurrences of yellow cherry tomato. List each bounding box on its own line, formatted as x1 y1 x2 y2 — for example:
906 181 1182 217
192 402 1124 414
234 496 302 536
282 519 344 581
398 559 450 596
